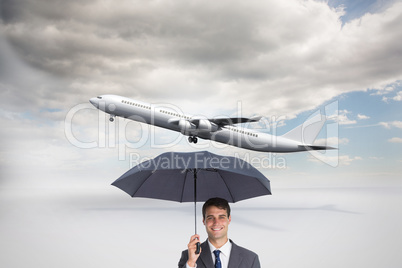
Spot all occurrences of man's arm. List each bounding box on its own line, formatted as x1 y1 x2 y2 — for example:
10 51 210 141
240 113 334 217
178 250 189 268
178 234 202 268
251 254 261 268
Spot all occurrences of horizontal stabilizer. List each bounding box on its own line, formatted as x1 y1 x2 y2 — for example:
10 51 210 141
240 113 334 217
298 145 337 151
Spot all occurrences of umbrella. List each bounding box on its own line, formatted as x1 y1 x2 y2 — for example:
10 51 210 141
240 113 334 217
112 151 271 252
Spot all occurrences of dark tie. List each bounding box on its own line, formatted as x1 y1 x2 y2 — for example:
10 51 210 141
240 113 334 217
213 250 222 268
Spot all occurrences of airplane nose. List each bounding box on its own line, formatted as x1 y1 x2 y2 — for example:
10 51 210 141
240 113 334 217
89 98 98 108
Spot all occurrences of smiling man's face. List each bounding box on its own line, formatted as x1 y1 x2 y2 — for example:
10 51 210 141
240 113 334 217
203 205 231 245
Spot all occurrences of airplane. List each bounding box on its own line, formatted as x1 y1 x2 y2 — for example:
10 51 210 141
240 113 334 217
89 94 335 153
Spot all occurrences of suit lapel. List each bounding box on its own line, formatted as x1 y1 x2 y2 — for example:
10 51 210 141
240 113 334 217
199 241 214 268
228 240 243 268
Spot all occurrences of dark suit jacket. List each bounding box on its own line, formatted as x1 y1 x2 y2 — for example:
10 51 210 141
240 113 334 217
178 240 260 268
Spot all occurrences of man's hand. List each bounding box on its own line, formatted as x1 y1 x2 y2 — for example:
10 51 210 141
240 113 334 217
187 234 201 267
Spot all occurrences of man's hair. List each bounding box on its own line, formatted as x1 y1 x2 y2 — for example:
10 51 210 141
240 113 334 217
202 197 231 219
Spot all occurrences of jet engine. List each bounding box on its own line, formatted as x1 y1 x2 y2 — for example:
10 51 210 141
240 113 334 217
178 119 196 135
194 119 219 132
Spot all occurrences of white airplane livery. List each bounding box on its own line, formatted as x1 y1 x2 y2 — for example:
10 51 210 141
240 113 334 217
90 95 334 153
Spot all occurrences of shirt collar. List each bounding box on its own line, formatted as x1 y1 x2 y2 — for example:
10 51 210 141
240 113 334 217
207 239 232 258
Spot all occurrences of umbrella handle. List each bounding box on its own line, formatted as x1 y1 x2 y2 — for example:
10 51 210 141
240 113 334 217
194 169 200 255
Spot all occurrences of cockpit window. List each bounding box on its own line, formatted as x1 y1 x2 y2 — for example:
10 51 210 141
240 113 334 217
97 96 102 99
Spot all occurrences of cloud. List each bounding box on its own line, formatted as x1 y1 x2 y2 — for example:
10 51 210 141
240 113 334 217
379 121 402 129
307 154 361 166
388 137 402 143
369 156 384 160
314 137 349 146
371 81 400 96
334 110 371 126
392 91 402 101
382 90 402 102
1 0 402 118
336 110 357 125
357 114 370 120
1 0 402 178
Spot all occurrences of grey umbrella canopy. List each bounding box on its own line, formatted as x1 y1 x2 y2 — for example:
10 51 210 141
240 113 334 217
112 150 271 253
112 151 271 203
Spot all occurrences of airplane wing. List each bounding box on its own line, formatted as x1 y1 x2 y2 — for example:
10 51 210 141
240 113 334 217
168 116 262 127
207 116 262 126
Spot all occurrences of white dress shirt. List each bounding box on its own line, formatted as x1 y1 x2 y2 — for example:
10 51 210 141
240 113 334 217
208 239 232 268
186 239 232 268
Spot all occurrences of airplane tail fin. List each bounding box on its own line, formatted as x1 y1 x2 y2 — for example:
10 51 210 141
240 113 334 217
281 114 326 145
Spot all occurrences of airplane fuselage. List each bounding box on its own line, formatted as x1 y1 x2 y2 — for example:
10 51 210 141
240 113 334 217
90 94 329 153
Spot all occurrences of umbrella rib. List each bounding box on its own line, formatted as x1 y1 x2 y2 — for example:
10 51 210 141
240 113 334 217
217 171 235 202
130 172 152 197
180 169 188 203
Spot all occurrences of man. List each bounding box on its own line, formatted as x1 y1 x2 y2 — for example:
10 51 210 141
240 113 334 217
178 197 261 268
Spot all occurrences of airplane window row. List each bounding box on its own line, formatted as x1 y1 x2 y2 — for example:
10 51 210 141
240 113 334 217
160 109 191 120
121 100 151 110
227 127 258 138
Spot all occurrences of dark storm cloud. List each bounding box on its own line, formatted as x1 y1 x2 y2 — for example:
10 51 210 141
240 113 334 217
1 0 402 117
0 0 275 78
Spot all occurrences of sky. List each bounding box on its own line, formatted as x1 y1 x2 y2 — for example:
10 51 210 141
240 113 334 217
1 0 402 267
